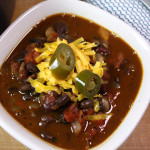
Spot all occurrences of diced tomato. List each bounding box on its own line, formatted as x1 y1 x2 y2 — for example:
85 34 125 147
24 45 40 64
52 32 58 39
87 126 99 138
114 52 124 69
48 31 58 41
19 62 27 81
86 120 105 139
109 53 124 69
78 110 85 130
63 103 79 122
95 120 105 129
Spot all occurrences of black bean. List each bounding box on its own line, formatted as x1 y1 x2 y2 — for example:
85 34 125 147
26 62 39 74
51 91 59 99
8 87 18 95
43 95 58 112
41 132 56 142
19 83 33 93
41 115 54 123
80 99 94 109
30 37 46 48
57 93 70 107
54 22 67 35
99 84 108 95
22 93 31 101
93 45 110 55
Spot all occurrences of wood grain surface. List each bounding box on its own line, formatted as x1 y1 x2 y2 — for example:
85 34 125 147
0 0 150 149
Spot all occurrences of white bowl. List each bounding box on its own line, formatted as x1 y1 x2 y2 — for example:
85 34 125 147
0 0 150 149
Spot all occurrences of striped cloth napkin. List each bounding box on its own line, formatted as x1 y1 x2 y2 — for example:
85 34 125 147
84 0 150 42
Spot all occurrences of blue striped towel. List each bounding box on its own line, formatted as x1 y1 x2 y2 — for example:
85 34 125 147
84 0 150 42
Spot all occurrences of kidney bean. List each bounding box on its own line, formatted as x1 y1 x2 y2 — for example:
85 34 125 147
80 99 94 109
54 22 67 35
57 93 70 107
26 62 39 74
19 83 33 93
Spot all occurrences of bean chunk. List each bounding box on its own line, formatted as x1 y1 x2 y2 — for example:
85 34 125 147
57 93 70 107
80 99 94 109
19 83 33 93
26 62 39 74
54 22 67 35
41 132 56 142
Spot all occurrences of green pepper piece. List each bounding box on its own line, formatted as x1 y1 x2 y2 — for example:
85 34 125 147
49 43 75 79
75 70 101 98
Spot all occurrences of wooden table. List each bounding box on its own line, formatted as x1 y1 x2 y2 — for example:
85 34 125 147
0 1 150 149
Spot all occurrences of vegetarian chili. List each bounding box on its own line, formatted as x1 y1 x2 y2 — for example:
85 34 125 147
0 13 143 150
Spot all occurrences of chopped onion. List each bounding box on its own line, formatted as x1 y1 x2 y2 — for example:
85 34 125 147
45 27 54 41
29 103 40 109
102 97 110 112
71 120 81 134
95 53 104 62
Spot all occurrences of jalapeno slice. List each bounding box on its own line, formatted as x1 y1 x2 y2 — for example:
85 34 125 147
75 70 101 98
49 43 75 79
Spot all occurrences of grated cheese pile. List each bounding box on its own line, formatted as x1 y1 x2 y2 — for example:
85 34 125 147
28 37 106 101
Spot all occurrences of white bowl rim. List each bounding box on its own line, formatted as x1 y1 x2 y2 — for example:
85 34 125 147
0 0 150 150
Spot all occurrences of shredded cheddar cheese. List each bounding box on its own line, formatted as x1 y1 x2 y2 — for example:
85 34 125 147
28 37 106 101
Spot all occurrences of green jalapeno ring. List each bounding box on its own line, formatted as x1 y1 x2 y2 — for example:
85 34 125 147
75 70 101 98
49 43 75 79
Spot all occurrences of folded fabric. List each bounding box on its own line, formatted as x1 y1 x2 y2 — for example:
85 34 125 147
84 0 150 42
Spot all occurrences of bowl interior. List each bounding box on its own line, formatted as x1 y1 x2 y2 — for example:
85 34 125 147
0 0 150 150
